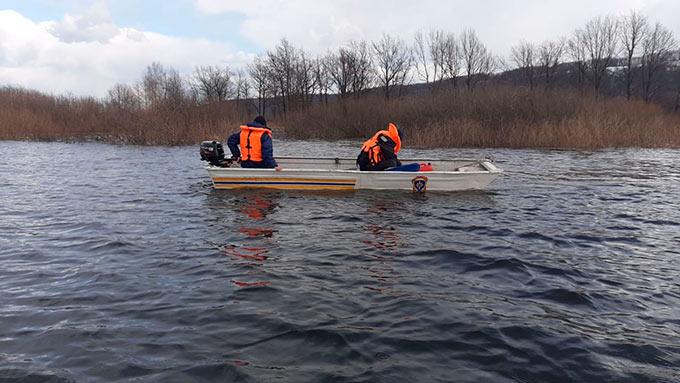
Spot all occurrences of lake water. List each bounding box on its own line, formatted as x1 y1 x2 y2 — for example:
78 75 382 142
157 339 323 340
1 140 679 382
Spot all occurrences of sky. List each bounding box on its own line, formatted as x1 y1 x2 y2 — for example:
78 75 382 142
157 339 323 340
1 0 679 97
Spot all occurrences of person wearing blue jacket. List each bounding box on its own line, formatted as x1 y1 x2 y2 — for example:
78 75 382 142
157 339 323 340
226 116 278 169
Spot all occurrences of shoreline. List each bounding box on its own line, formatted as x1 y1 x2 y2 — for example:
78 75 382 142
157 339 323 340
2 136 679 151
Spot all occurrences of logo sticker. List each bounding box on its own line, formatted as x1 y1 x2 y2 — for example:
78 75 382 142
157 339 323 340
411 175 428 192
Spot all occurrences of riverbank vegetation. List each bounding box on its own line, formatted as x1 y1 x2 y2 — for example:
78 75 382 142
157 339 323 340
1 11 679 148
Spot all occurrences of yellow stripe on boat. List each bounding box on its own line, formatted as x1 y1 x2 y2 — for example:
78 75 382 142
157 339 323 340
212 177 356 184
213 184 355 190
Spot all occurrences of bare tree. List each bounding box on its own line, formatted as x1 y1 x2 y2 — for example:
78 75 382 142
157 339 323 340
414 30 432 85
348 40 374 96
327 41 373 99
620 11 648 100
510 41 537 89
430 31 450 89
107 83 140 110
327 48 353 98
141 62 166 106
266 39 298 113
233 69 250 101
442 33 461 88
538 38 565 87
567 35 588 91
460 29 493 91
573 16 619 92
293 50 318 106
641 22 677 102
248 56 271 115
372 34 412 99
163 68 187 107
191 65 233 103
315 55 332 104
414 29 448 93
138 62 188 109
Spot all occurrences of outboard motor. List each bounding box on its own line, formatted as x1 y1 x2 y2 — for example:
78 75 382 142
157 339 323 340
200 141 227 167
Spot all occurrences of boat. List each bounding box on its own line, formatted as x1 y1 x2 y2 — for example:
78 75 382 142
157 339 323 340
201 147 500 193
206 157 501 192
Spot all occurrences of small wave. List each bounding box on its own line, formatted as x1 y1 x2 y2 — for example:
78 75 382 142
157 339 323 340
534 287 595 307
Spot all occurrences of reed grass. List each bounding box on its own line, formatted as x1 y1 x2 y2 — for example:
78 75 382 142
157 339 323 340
281 86 680 149
1 85 679 148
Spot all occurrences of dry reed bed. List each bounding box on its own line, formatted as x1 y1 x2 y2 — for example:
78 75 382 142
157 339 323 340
281 87 680 149
2 86 679 148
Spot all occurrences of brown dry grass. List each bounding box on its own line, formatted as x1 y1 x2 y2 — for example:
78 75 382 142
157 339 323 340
2 85 679 148
0 86 248 145
280 86 680 149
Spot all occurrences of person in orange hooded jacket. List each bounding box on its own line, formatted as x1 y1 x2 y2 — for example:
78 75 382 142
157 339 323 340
356 123 403 171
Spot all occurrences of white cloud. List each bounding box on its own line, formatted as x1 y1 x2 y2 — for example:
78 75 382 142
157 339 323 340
0 8 252 97
194 0 678 55
46 1 119 43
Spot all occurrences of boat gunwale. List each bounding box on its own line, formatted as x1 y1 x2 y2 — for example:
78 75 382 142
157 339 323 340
207 157 502 176
206 166 502 176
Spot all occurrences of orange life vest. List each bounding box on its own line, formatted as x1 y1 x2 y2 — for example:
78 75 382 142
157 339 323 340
360 123 401 166
239 125 272 162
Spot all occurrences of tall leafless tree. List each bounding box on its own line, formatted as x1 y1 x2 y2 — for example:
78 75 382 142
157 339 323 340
372 34 412 99
442 33 461 88
510 41 537 89
538 38 565 87
567 35 588 91
267 39 298 113
641 22 677 102
327 47 354 98
191 65 233 103
163 68 187 107
620 11 648 100
414 30 432 85
572 16 619 92
327 41 374 99
141 62 166 107
414 29 448 93
248 56 271 116
460 29 493 91
315 56 332 104
348 40 374 96
233 69 250 101
107 83 140 110
430 31 451 89
293 50 318 106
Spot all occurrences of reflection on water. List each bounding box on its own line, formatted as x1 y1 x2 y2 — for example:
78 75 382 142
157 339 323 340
1 141 679 383
362 224 404 252
362 197 408 253
210 191 280 286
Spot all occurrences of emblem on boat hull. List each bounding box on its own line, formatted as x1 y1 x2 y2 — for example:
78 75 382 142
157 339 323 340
411 175 428 192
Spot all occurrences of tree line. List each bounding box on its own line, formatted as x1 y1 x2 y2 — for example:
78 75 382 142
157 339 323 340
102 11 679 118
510 11 678 103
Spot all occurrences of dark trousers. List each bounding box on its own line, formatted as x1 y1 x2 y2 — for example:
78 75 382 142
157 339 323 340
241 160 275 169
359 159 399 171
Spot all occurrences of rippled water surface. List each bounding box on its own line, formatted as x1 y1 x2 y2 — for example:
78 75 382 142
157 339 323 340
1 141 679 382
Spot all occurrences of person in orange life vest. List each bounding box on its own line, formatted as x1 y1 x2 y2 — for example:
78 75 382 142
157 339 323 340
356 123 403 171
226 116 279 169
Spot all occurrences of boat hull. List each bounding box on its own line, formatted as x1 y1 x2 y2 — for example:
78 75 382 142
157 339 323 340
211 171 357 191
206 158 502 192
